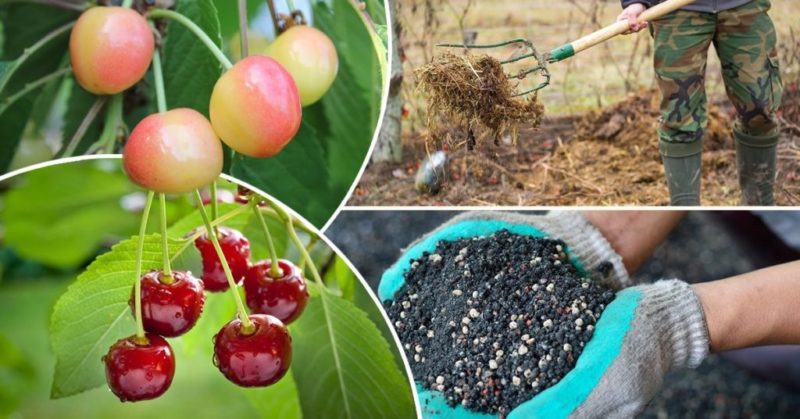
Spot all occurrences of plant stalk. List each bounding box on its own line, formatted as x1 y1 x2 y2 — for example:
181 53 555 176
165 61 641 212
193 190 254 333
166 203 314 264
251 198 282 278
297 235 318 273
159 193 174 283
0 67 72 115
134 191 155 341
168 204 250 264
0 21 74 96
147 9 234 70
238 0 249 59
87 93 123 154
151 43 168 113
210 181 219 232
268 200 323 285
265 0 280 35
59 96 107 157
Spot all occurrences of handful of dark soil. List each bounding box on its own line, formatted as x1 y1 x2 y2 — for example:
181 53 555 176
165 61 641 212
416 53 545 136
385 230 615 415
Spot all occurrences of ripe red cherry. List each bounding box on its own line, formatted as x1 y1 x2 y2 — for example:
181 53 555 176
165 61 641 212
194 227 251 292
266 25 338 106
213 314 292 387
70 6 154 94
123 108 223 194
130 270 205 337
244 259 309 324
103 333 175 402
209 56 302 157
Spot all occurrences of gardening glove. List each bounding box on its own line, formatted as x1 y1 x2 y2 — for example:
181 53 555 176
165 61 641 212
379 212 710 419
506 279 709 418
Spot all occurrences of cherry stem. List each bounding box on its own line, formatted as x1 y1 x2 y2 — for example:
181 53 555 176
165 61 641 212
147 9 234 70
168 203 317 265
121 0 134 8
286 0 296 12
267 200 323 285
159 193 174 283
95 93 125 154
134 191 155 341
297 235 318 274
0 66 72 116
0 21 73 105
238 0 249 59
151 42 168 113
193 190 254 333
175 204 249 255
210 181 219 235
265 0 280 34
250 198 281 278
59 95 107 157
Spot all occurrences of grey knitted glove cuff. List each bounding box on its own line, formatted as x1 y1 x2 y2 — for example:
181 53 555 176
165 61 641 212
637 279 710 369
571 280 710 418
442 211 630 290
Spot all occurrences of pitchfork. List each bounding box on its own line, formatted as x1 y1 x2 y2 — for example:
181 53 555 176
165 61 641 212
437 0 698 97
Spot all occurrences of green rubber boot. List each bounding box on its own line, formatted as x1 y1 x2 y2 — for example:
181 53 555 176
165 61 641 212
734 124 779 206
659 139 703 206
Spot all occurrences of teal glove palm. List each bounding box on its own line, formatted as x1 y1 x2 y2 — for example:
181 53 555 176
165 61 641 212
380 212 710 418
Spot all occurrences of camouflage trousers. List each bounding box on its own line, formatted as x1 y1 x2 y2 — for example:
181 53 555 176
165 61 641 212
651 0 783 151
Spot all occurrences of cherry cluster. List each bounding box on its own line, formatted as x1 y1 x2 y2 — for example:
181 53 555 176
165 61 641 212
69 5 338 195
69 3 333 403
104 219 309 402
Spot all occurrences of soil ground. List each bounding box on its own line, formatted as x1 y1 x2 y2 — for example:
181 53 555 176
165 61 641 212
352 86 800 206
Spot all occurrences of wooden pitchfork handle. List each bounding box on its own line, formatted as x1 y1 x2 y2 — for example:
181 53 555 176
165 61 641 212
547 0 698 62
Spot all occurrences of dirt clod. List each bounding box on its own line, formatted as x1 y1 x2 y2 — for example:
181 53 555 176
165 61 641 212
385 230 614 415
416 53 544 139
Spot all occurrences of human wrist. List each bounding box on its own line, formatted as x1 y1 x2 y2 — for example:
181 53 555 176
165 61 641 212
693 262 800 352
692 281 736 352
691 279 769 353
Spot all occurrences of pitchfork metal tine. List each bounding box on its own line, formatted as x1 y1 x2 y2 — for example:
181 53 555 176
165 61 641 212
435 38 550 97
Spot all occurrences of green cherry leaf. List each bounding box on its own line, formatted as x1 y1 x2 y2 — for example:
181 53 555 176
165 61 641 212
289 284 415 418
49 234 184 399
